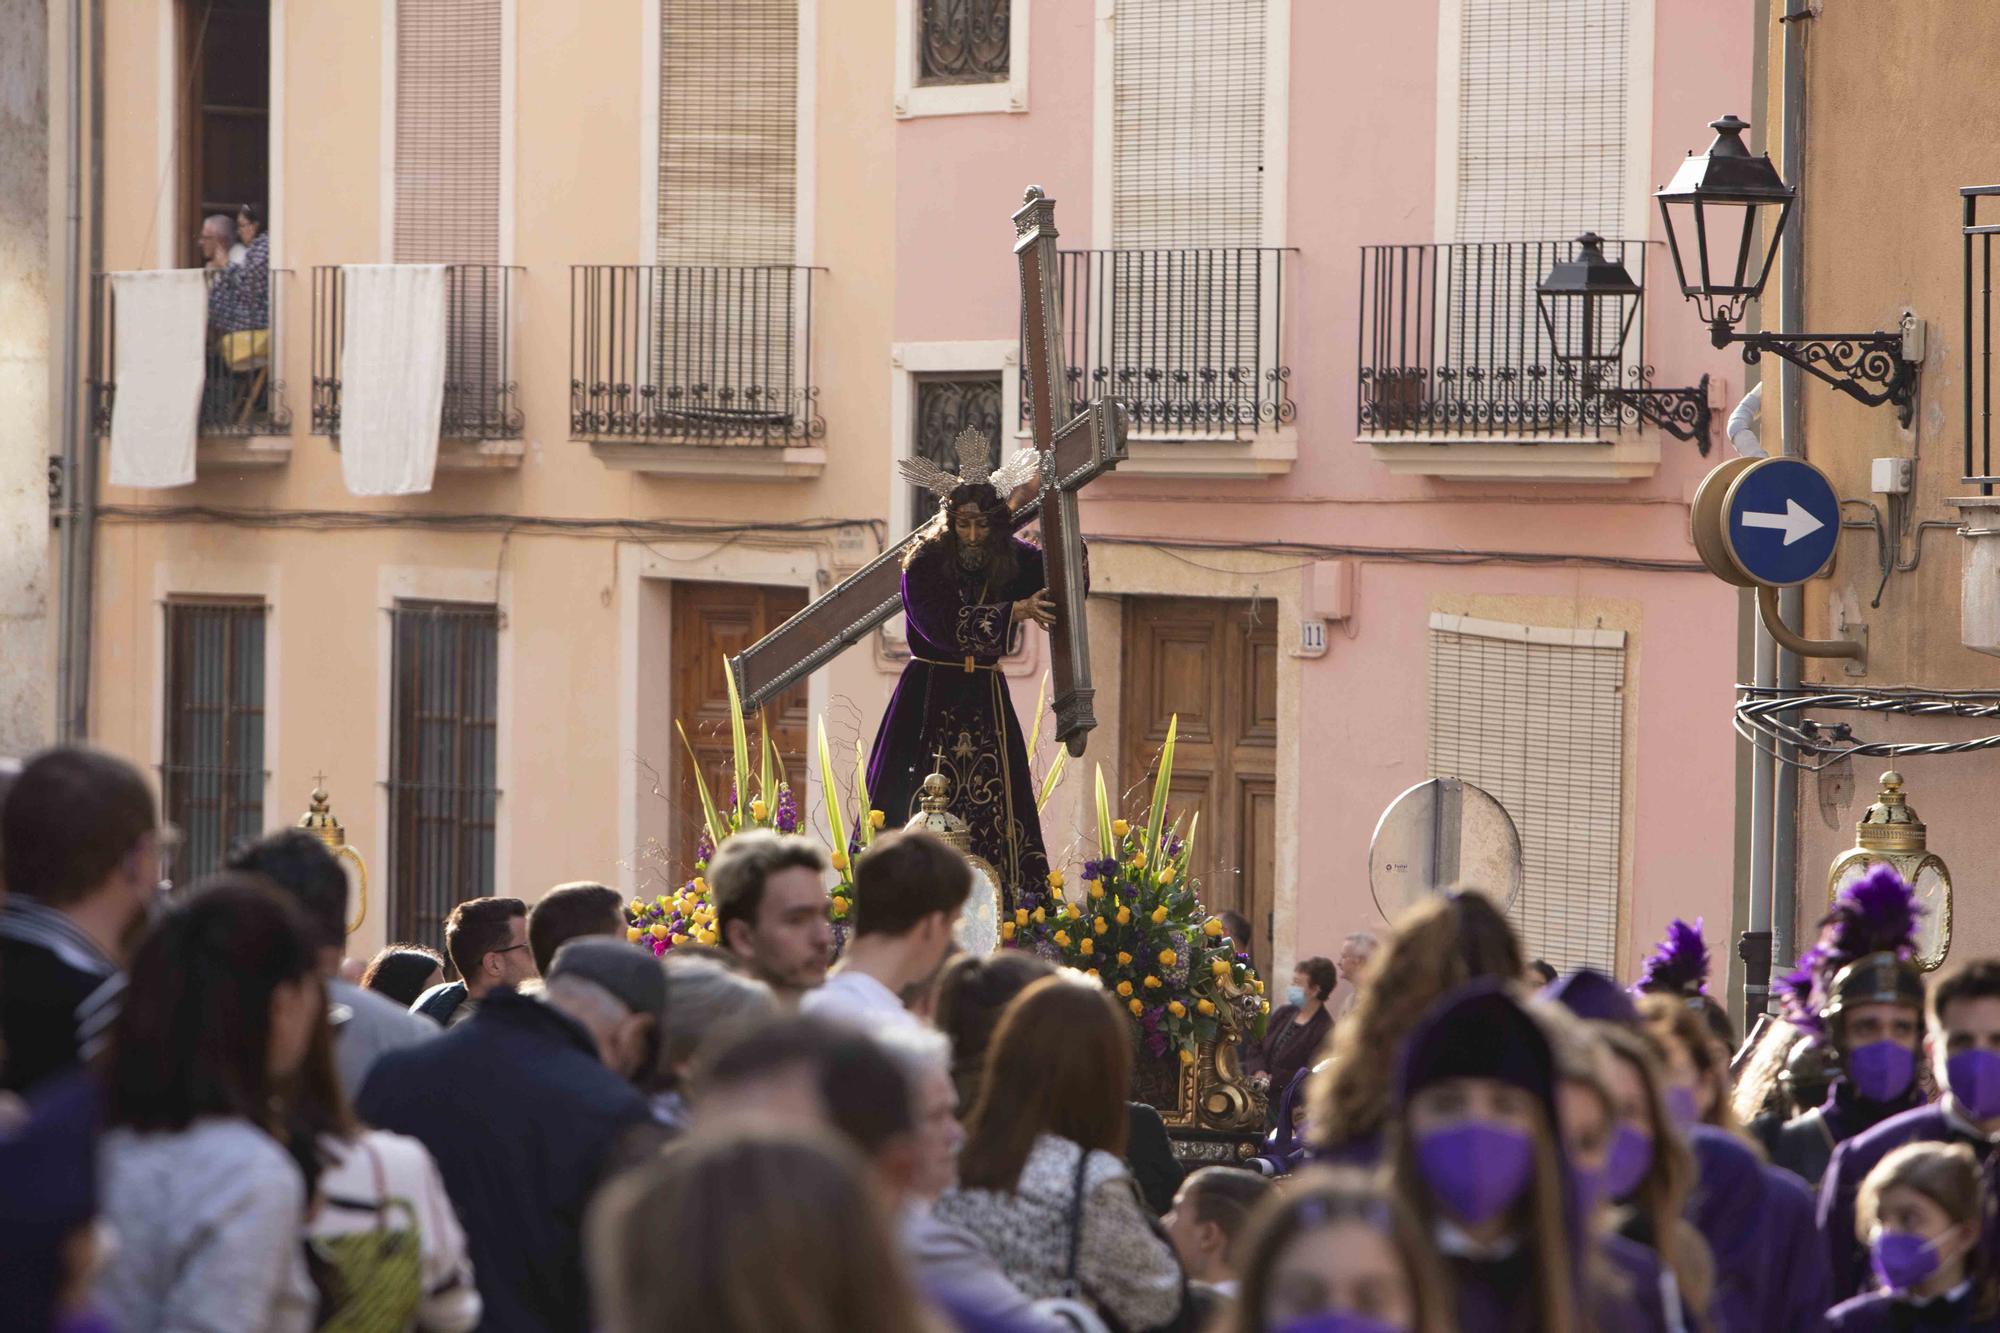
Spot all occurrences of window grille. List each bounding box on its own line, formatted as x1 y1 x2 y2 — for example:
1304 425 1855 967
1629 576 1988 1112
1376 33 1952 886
1111 0 1266 250
1454 0 1630 242
163 599 267 885
389 601 500 949
1427 613 1626 972
918 0 1010 86
909 374 1003 530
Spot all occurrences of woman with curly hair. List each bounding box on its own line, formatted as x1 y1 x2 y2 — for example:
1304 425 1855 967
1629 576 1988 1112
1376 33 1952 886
1306 892 1524 1162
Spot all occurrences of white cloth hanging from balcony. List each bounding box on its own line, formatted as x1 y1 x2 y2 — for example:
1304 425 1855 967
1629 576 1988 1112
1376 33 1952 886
339 263 447 496
107 269 207 489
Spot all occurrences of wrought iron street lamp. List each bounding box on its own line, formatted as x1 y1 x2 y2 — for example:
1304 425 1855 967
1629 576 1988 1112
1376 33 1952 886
1657 115 1922 426
1536 232 1714 449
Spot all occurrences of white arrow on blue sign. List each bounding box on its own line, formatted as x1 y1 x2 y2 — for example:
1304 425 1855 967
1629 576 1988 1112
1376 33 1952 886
1722 457 1841 586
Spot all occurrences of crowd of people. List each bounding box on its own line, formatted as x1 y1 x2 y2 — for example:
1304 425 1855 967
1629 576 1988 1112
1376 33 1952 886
4 743 1999 1332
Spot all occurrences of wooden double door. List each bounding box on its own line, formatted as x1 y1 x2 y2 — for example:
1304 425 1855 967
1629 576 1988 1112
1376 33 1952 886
1120 597 1279 975
671 583 808 853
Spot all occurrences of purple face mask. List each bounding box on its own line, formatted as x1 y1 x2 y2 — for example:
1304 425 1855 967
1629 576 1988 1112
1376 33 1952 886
1274 1315 1407 1333
1416 1120 1536 1227
1947 1048 2000 1119
1602 1123 1654 1200
1871 1230 1942 1292
1662 1083 1699 1131
1846 1040 1917 1103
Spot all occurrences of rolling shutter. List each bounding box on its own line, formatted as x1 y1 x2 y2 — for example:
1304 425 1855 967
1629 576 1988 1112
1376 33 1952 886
393 0 502 264
1428 612 1626 973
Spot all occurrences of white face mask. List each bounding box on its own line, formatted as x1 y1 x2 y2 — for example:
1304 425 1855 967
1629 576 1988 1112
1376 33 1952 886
1286 984 1307 1008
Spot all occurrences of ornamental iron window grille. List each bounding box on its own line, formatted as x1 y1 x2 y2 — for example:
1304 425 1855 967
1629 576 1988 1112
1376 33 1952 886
389 601 500 951
910 374 1003 529
311 264 523 440
1023 247 1295 437
88 270 294 438
162 598 268 886
568 264 823 445
918 0 1009 85
1357 238 1651 437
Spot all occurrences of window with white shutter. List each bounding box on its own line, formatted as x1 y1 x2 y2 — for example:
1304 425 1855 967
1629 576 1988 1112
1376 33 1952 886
1451 0 1631 242
1427 612 1626 973
1110 0 1267 249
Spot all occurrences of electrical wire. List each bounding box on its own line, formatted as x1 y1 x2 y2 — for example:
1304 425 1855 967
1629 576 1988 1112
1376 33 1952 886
1080 533 1709 575
96 504 885 545
1733 684 2000 770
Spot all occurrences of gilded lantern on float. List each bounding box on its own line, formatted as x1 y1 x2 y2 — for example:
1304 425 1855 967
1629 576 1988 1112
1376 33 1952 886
1828 771 1951 970
904 766 1003 954
299 783 372 937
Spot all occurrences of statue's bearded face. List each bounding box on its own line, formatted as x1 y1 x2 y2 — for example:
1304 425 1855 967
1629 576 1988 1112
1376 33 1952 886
951 506 992 570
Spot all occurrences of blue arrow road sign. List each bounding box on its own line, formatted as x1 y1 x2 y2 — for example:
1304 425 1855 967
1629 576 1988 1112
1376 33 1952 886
1723 457 1840 586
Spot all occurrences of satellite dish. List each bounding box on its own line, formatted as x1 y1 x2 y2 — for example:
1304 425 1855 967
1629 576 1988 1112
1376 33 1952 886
1368 777 1523 922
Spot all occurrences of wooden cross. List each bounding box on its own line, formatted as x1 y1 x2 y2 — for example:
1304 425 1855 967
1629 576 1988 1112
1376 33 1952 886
731 185 1127 756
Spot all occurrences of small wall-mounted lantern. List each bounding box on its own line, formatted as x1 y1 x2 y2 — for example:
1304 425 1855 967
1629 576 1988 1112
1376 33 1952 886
1827 771 1951 970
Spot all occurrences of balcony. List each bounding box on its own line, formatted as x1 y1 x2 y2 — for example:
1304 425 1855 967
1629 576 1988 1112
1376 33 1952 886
1028 246 1296 477
568 264 824 479
310 264 524 467
88 269 294 467
1358 239 1663 481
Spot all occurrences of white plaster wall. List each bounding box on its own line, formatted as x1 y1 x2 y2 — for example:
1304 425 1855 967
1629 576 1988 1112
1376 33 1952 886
0 0 52 754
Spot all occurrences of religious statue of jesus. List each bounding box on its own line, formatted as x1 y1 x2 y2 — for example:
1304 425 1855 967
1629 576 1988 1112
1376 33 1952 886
867 430 1060 917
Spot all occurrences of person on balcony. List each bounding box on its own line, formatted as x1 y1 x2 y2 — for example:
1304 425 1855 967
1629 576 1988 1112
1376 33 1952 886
203 210 268 336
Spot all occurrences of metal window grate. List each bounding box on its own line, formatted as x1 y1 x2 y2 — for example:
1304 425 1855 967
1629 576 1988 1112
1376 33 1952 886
910 374 1002 528
163 599 268 885
1428 616 1626 973
389 601 500 950
918 0 1010 86
1111 0 1266 250
1455 0 1630 242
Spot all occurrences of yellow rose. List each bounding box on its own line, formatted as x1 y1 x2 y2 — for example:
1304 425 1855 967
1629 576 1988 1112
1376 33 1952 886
1048 869 1066 890
1151 906 1169 925
1116 980 1134 997
1117 951 1134 967
1168 1000 1187 1018
1261 999 1271 1014
626 926 643 943
1144 976 1162 990
1128 998 1145 1016
655 894 669 908
1131 850 1148 870
1086 969 1100 981
694 877 709 894
1156 867 1175 886
830 851 850 872
649 923 668 940
1112 819 1131 838
632 900 647 915
1204 917 1224 936
1032 907 1047 924
1253 979 1266 995
750 798 769 821
1088 881 1105 901
1001 921 1017 942
1016 908 1030 926
671 933 690 947
1117 906 1132 925
869 809 887 829
1053 930 1072 948
1093 916 1108 935
1198 998 1217 1016
832 896 850 919
1211 959 1231 978
697 929 718 946
1157 948 1177 967
1079 938 1095 956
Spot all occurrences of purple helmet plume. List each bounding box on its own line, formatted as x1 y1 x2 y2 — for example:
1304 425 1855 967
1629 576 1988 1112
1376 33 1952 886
1637 918 1711 998
1821 864 1922 964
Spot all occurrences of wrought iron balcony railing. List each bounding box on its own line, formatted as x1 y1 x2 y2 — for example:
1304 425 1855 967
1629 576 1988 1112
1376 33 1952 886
1026 247 1295 436
1358 239 1651 437
568 264 822 446
310 264 523 440
88 269 293 438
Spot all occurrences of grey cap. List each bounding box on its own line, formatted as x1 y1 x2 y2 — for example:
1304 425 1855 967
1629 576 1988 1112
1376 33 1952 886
547 937 668 1026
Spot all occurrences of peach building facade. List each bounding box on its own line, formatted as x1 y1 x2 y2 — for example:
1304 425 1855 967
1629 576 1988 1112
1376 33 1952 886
71 0 1757 988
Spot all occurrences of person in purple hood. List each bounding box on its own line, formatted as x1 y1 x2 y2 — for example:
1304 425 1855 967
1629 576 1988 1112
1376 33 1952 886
1822 960 2000 1302
1826 1140 1999 1332
1385 979 1607 1333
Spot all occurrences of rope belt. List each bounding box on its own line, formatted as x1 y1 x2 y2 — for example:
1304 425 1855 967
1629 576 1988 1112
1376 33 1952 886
913 655 1002 674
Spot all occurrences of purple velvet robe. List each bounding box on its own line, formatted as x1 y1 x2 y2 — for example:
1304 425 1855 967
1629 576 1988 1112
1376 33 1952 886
1690 1125 1833 1333
1773 1079 1927 1190
1826 1288 1998 1331
865 535 1052 914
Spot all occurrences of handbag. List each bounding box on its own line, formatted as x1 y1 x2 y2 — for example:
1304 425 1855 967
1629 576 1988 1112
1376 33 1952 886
312 1138 424 1333
1056 1147 1199 1333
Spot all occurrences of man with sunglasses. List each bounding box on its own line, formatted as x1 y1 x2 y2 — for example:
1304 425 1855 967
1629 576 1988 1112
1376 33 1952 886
0 746 163 1093
412 896 537 1026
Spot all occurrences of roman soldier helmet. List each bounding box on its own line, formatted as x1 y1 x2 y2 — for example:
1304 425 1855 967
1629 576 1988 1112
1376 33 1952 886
1636 917 1737 1052
1821 952 1924 1026
1797 865 1926 1047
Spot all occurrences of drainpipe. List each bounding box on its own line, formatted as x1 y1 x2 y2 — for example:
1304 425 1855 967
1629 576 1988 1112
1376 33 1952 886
1771 0 1812 976
54 0 88 741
